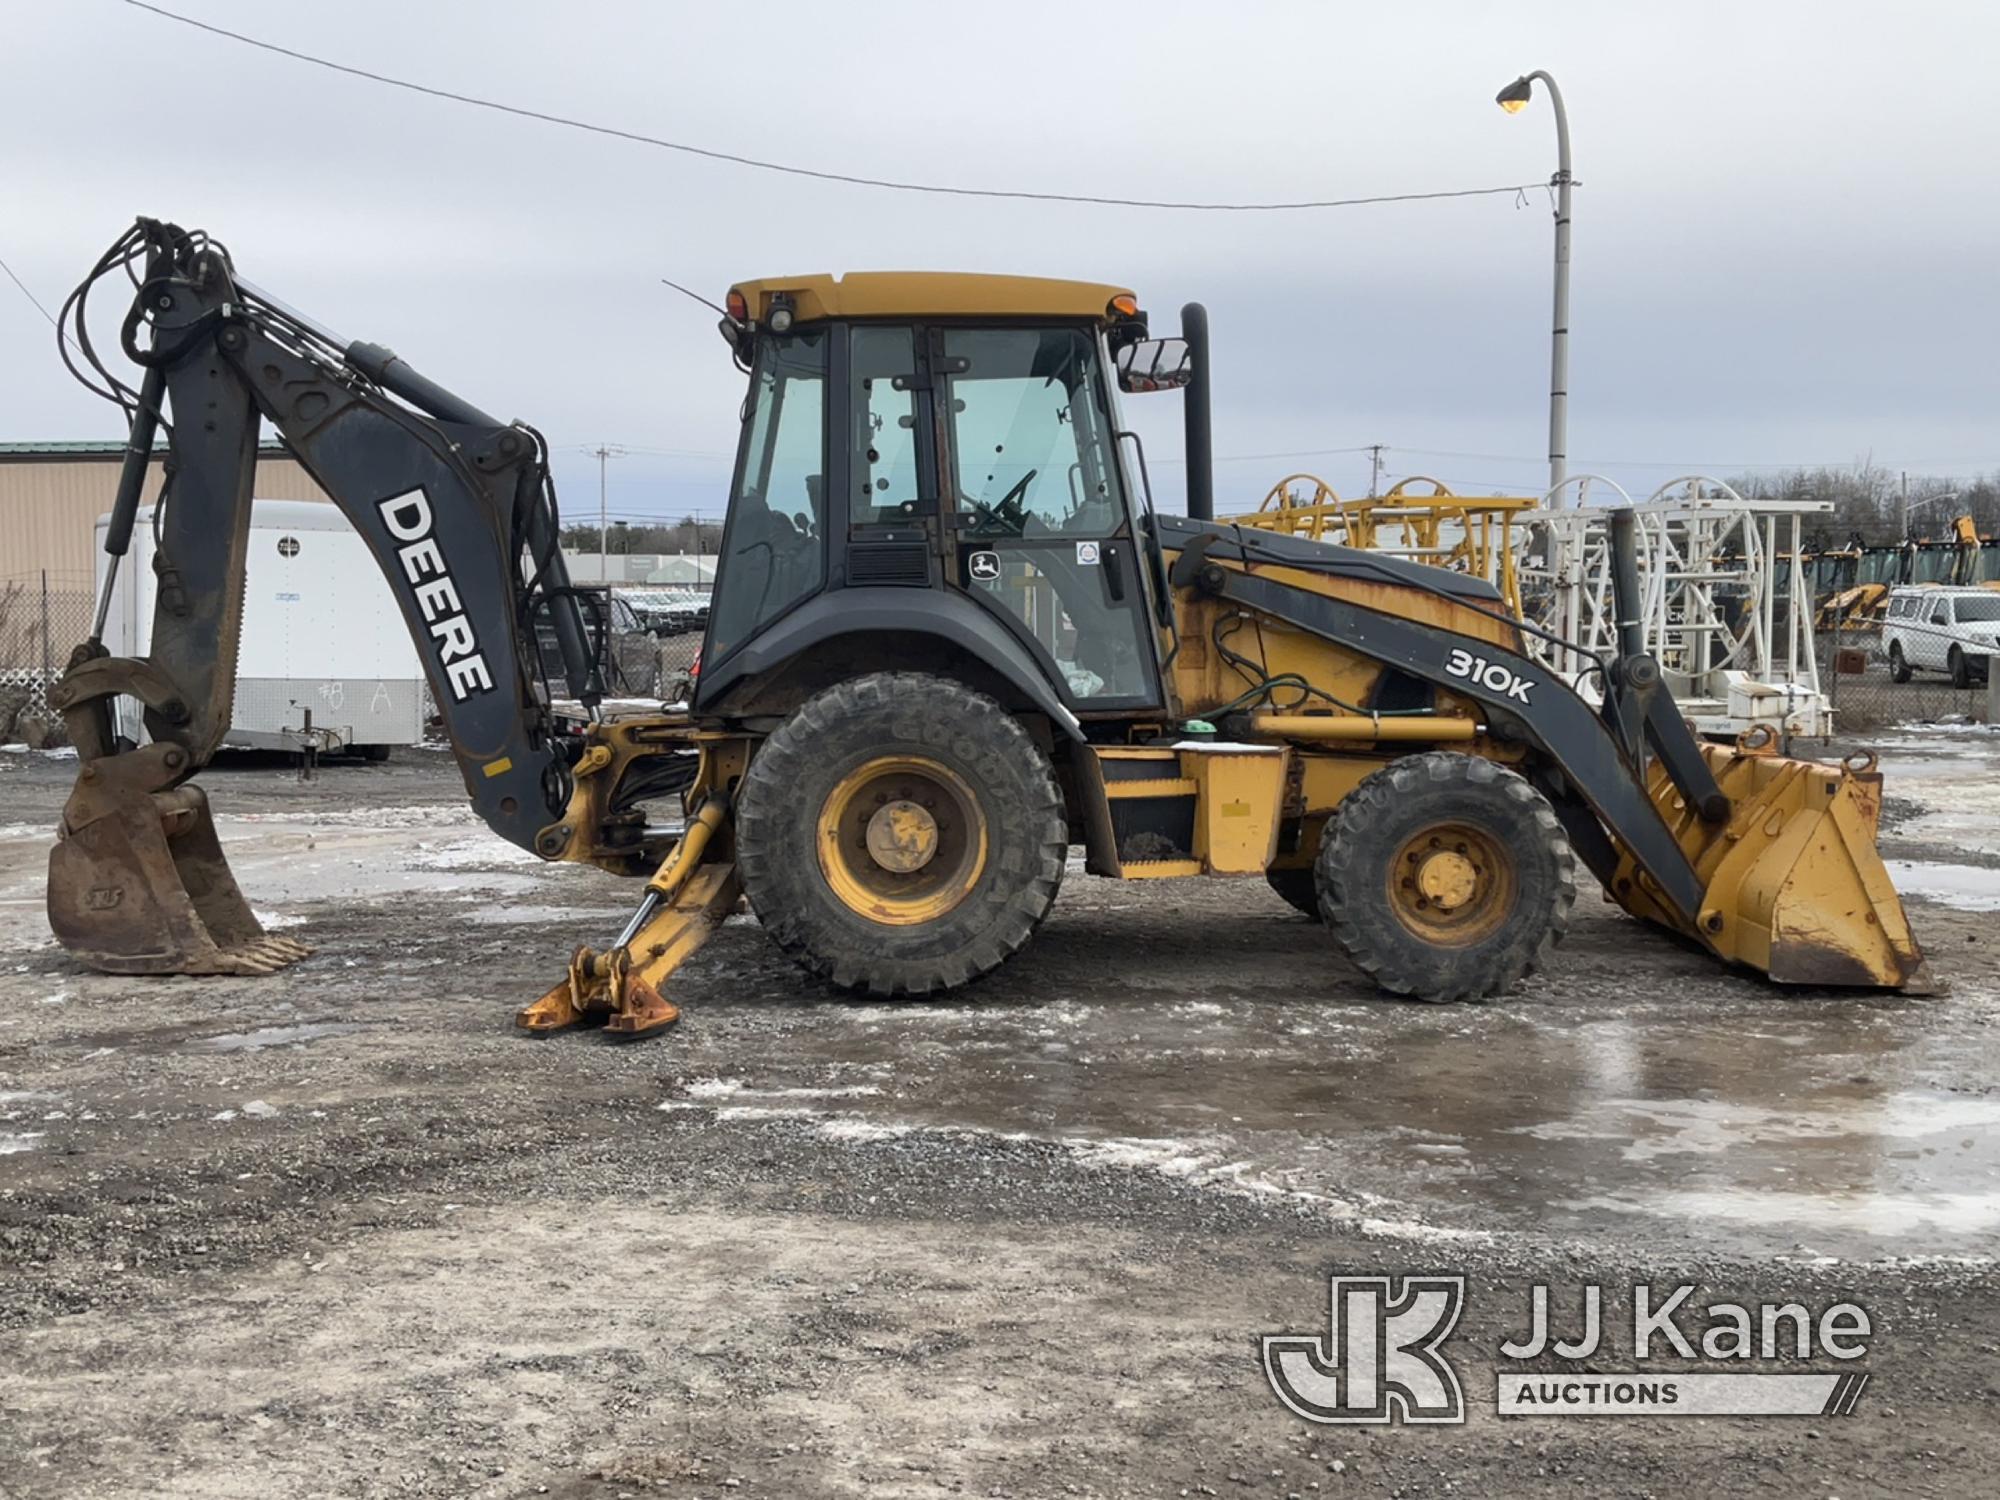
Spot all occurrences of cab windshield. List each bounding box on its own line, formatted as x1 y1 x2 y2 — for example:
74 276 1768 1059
705 330 827 662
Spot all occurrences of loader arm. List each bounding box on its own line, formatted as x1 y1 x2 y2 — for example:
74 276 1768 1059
1166 521 1924 988
47 219 605 972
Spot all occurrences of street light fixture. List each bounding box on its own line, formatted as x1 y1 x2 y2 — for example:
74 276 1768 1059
1496 70 1573 499
1905 490 1961 537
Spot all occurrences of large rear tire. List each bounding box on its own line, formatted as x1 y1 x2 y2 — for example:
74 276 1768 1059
736 673 1066 996
1316 752 1575 1002
1889 641 1912 683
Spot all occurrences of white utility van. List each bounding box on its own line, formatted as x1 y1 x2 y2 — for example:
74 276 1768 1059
1882 585 2000 687
94 499 426 755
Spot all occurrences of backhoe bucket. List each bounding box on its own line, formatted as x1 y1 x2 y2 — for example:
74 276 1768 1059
48 769 309 976
1612 740 1926 989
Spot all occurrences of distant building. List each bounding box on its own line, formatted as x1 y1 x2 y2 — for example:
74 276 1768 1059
646 555 719 587
1 440 327 588
0 442 332 719
561 548 682 586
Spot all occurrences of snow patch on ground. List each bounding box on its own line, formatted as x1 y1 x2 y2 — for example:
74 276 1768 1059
682 1077 744 1101
815 1118 913 1143
406 837 545 870
224 804 477 829
251 909 307 930
667 1078 882 1112
682 1096 1491 1244
714 1104 818 1122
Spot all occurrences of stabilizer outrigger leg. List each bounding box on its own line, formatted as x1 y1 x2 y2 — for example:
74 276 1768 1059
516 795 738 1040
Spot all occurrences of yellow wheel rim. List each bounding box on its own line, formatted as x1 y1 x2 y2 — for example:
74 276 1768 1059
1386 822 1512 946
816 755 988 926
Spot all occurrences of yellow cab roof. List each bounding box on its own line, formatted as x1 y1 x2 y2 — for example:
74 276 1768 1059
728 272 1137 325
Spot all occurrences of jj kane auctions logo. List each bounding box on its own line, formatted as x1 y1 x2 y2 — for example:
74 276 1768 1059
1262 1276 1872 1423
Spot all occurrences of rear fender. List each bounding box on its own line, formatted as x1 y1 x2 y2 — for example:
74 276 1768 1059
693 588 1083 740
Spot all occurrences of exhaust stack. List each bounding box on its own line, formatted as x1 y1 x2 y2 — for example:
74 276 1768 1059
1181 302 1213 521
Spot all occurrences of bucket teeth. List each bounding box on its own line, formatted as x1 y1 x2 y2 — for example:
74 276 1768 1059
210 939 314 977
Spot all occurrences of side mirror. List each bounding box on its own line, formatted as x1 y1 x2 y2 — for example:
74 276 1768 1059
1115 337 1193 394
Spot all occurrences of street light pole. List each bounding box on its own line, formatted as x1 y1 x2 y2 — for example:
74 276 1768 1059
1497 70 1573 500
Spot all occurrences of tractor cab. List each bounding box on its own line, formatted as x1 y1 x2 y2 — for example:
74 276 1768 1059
695 273 1186 725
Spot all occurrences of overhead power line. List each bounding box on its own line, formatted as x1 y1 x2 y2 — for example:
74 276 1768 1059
122 1 1543 214
0 247 87 360
1396 446 2000 474
0 251 60 329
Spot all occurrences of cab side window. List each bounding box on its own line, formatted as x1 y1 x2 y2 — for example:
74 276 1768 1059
942 326 1123 538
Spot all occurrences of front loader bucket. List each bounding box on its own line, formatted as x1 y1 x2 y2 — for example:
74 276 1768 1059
48 770 309 976
1611 742 1927 989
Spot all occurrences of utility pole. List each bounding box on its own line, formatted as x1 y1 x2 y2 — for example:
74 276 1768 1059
1367 444 1385 498
1900 470 1909 539
589 444 625 583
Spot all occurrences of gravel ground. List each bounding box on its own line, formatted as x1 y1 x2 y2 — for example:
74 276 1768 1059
1 740 1997 1499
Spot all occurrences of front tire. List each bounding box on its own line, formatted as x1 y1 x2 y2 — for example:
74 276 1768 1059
736 673 1066 996
1316 752 1575 1002
1950 645 1972 688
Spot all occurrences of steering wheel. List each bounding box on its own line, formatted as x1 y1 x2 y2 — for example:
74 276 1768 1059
966 468 1038 535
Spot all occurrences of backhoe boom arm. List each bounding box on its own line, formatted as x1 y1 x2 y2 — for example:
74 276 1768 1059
64 218 596 854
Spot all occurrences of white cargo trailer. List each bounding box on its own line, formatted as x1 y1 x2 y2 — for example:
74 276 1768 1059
94 499 425 756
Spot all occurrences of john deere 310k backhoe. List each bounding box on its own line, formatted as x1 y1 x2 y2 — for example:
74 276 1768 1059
44 219 1926 1035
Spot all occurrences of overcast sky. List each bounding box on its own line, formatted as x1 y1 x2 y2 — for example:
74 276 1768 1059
4 1 1995 526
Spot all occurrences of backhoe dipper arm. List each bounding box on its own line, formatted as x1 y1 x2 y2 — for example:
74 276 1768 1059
62 219 596 855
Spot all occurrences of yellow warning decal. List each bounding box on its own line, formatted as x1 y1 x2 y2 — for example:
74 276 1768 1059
483 757 514 779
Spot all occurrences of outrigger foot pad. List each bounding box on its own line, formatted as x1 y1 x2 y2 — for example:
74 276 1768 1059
516 795 737 1042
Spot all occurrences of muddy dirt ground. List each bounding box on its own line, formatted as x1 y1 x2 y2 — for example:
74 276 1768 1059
2 736 1998 1499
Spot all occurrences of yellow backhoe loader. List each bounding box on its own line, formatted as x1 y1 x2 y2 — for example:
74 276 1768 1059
44 220 1927 1037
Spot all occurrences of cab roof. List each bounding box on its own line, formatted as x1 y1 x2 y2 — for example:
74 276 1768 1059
728 272 1136 326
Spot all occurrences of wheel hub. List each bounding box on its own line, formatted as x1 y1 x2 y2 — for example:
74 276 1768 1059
1415 850 1478 911
866 799 939 873
1388 822 1513 945
815 755 989 927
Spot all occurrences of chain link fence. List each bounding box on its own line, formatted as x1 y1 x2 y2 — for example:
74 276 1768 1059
529 589 705 710
0 572 94 743
1818 605 1991 732
649 628 702 701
